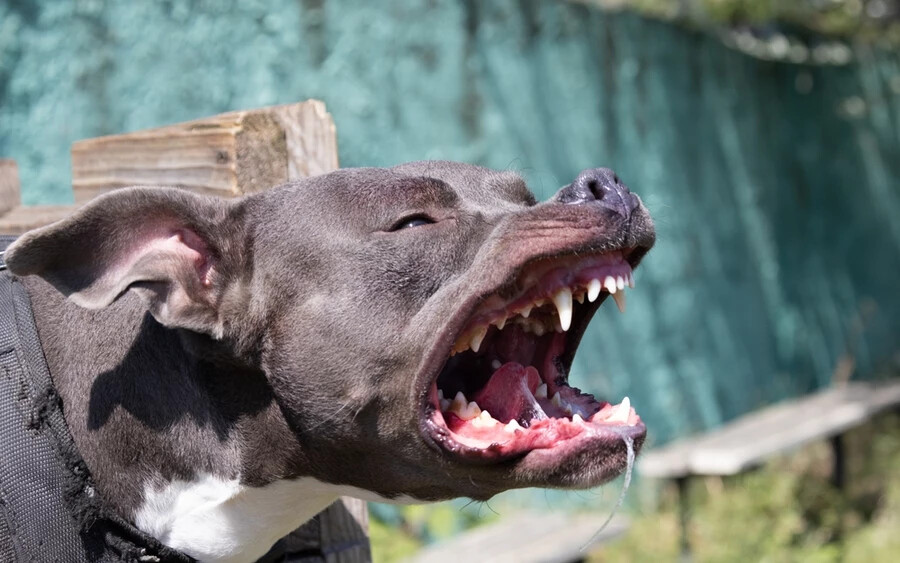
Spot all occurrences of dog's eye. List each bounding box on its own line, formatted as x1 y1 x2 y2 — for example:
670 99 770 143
390 215 435 231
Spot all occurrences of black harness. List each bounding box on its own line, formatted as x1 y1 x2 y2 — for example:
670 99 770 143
0 236 193 563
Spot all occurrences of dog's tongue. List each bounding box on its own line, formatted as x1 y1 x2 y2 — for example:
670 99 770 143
473 362 546 425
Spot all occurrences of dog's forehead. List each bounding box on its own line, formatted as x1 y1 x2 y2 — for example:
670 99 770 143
297 161 534 207
390 160 535 205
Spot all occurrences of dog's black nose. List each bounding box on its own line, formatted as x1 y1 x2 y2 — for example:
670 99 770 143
553 168 638 218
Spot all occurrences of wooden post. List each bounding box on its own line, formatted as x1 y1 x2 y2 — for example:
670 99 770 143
71 100 338 202
1 101 371 561
0 159 20 216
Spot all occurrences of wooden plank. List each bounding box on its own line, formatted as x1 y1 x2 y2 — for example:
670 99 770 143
406 512 629 563
71 100 338 203
0 159 21 216
0 205 77 235
640 380 900 478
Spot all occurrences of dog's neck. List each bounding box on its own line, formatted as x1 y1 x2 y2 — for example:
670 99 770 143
23 277 360 561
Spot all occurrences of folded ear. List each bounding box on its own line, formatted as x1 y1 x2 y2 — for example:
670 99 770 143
5 187 244 337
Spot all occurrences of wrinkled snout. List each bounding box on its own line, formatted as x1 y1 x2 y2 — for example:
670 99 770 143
553 168 640 219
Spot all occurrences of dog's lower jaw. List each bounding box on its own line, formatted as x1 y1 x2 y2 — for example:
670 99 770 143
134 474 425 563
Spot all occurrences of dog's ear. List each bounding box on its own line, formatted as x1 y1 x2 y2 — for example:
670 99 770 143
5 187 244 337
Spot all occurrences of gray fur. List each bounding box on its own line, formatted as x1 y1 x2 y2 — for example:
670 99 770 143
4 160 654 521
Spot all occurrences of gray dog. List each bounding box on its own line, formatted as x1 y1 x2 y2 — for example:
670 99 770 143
1 161 654 562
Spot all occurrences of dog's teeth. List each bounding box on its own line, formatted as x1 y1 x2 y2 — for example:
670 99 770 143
461 400 482 420
616 276 625 290
504 419 522 433
612 290 626 313
472 410 498 427
491 359 502 370
564 405 574 416
470 326 487 353
551 288 573 332
520 304 533 318
609 396 631 424
438 389 445 401
450 391 467 414
440 398 450 411
604 276 617 294
494 316 507 330
535 383 548 399
574 291 585 304
628 272 635 288
572 413 584 423
587 279 602 302
551 392 563 408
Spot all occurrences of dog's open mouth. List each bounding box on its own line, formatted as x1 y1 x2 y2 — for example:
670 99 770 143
422 249 646 463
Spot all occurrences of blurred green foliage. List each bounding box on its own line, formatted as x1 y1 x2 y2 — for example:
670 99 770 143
591 0 900 42
595 412 900 562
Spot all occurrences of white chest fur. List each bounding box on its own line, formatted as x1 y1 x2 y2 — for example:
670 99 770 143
134 474 424 563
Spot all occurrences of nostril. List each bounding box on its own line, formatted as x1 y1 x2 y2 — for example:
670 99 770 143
585 179 605 201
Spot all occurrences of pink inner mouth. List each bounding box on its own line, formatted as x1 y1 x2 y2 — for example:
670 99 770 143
427 251 642 459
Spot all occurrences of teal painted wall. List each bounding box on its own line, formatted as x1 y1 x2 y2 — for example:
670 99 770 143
1 0 898 446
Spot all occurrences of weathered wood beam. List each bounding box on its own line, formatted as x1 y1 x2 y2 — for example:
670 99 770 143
71 100 339 203
0 160 74 235
0 159 21 216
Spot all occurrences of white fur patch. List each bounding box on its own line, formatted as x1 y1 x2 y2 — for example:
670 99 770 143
134 474 425 563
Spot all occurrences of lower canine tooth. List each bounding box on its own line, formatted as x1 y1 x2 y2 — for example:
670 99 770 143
612 291 626 313
587 279 602 302
609 396 631 423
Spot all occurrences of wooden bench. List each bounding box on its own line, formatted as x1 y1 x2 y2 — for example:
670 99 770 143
406 511 630 563
639 380 900 557
1 102 368 563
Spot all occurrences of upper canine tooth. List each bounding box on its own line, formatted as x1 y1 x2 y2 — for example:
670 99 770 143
612 291 626 313
587 279 602 302
535 383 548 399
470 326 488 353
551 288 573 332
604 276 617 294
616 276 625 290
